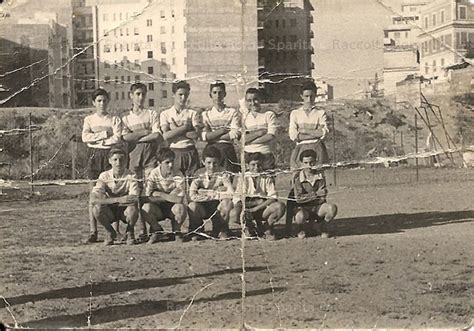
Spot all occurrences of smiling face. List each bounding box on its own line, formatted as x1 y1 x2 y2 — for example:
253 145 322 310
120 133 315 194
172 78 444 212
174 87 190 109
301 156 317 174
210 86 226 107
93 95 109 115
109 152 127 175
247 159 262 174
203 157 219 175
301 89 316 108
245 92 261 113
130 88 146 109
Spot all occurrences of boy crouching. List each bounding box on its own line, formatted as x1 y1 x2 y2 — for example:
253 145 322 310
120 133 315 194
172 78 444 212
293 149 337 239
141 148 188 244
230 152 285 240
90 148 139 245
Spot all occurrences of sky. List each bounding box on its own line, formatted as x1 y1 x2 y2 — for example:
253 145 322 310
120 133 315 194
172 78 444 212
312 0 404 98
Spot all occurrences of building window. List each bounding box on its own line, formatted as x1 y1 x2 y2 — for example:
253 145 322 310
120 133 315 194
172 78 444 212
134 59 140 67
134 27 139 35
394 32 400 38
149 99 155 107
146 19 152 26
282 19 286 28
432 13 436 26
161 74 167 84
458 5 467 20
275 19 279 28
148 83 154 91
148 66 154 74
425 63 429 74
135 75 140 82
104 44 111 53
115 76 118 84
440 58 445 67
104 62 110 68
161 26 166 34
424 16 428 28
440 10 445 24
171 10 175 18
161 42 166 54
172 41 176 49
119 13 122 21
405 31 409 38
460 32 468 46
134 43 140 51
161 58 166 65
172 57 176 65
290 19 296 27
172 26 175 34
104 76 110 84
115 91 119 99
113 13 116 21
126 28 129 36
147 51 153 58
162 90 167 98
127 76 131 82
147 35 153 42
433 60 436 73
122 91 125 99
121 76 124 84
120 28 123 36
103 13 108 21
160 10 165 18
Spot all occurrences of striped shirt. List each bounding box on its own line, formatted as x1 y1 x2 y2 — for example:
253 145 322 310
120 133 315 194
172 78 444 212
189 168 234 202
202 106 241 143
160 106 200 149
93 169 140 197
121 108 161 135
233 173 277 204
289 106 329 145
82 113 122 149
145 166 185 197
243 110 278 154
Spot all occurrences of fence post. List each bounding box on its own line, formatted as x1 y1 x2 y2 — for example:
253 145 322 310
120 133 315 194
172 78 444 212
71 136 76 180
29 112 34 194
414 113 419 182
331 114 337 186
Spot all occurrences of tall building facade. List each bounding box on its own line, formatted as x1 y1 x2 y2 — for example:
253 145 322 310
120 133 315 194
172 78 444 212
418 0 474 80
382 1 426 96
86 0 257 110
72 0 96 107
258 0 314 102
0 13 73 108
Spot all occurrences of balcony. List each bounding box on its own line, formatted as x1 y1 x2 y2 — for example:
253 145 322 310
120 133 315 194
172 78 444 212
258 58 265 69
258 40 265 49
309 30 314 38
257 0 264 10
308 46 314 54
308 15 314 24
311 62 315 70
257 21 264 30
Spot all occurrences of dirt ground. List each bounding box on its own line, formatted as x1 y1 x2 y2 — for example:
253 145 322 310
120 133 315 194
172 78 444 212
1 168 473 329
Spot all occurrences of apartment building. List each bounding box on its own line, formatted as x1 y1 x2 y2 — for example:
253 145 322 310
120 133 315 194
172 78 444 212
0 13 73 108
86 0 257 110
418 0 474 79
258 0 314 102
382 1 426 96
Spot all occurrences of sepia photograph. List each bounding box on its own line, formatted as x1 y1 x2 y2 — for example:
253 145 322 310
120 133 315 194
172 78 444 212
0 0 473 329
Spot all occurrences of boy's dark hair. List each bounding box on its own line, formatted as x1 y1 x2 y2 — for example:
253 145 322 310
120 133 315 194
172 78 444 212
209 80 226 93
92 88 109 101
157 147 175 163
300 81 318 94
245 152 264 164
130 82 147 93
202 145 222 161
172 80 191 94
245 87 261 98
299 149 318 162
108 147 126 158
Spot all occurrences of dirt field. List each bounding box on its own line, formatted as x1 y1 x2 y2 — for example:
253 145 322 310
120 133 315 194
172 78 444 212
1 168 473 329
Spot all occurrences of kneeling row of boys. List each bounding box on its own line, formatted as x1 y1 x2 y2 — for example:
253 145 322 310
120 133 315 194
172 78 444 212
90 146 337 245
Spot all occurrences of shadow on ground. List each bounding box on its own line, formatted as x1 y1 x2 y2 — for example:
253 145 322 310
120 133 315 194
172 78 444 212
1 266 267 308
23 287 285 328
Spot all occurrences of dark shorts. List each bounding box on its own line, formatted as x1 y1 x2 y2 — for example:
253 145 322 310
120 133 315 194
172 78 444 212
128 142 158 174
199 200 221 219
87 148 110 180
155 201 174 220
295 202 324 221
245 197 267 222
290 141 329 170
172 146 201 178
97 204 128 223
207 142 240 174
244 152 276 171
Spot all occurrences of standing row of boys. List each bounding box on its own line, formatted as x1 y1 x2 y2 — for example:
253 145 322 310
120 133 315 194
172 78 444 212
82 80 338 245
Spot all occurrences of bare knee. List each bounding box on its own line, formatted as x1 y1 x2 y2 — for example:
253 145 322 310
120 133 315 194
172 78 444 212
294 209 307 224
125 205 139 222
171 203 187 222
188 202 199 213
218 199 233 215
319 203 337 221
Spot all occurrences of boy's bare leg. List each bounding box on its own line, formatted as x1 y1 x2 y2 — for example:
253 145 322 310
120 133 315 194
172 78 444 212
93 205 117 245
216 199 233 239
315 203 338 238
86 184 98 243
124 205 139 245
171 203 188 241
293 208 309 239
262 201 285 240
142 202 164 244
188 202 206 240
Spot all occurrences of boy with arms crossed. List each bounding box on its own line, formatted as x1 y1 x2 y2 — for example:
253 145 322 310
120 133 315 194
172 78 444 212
230 152 285 240
188 146 234 240
90 148 140 245
293 149 337 239
82 88 122 243
201 80 241 174
160 80 202 179
242 88 278 170
141 148 188 244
